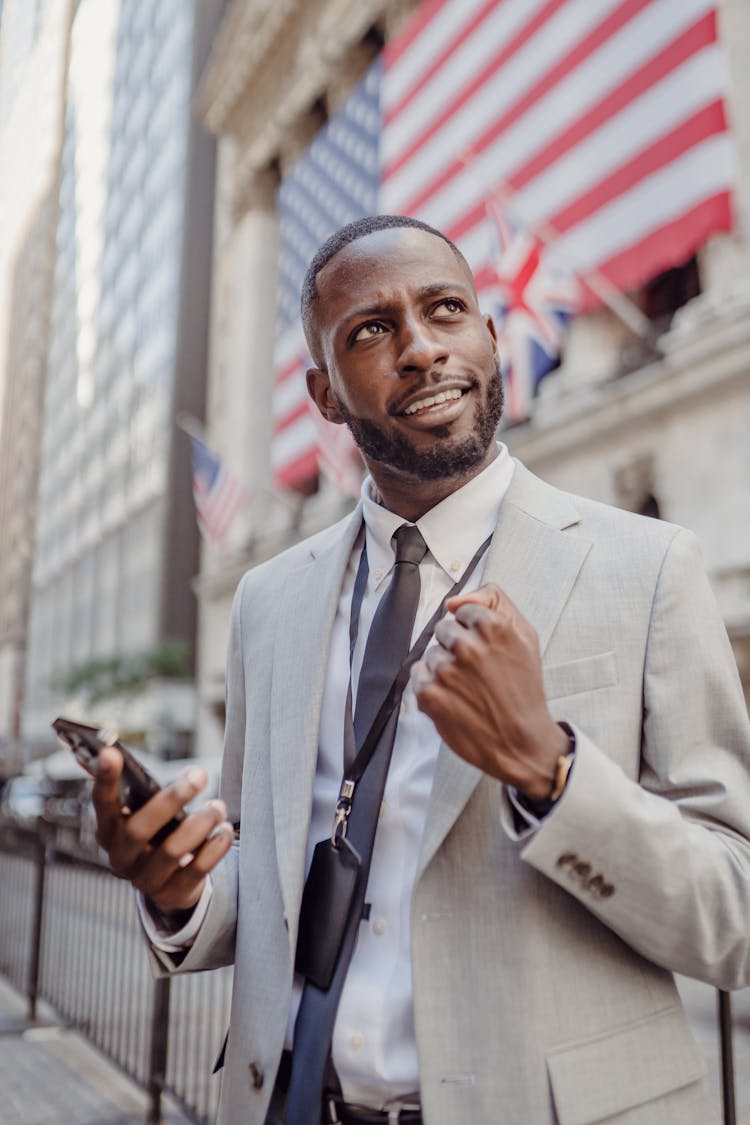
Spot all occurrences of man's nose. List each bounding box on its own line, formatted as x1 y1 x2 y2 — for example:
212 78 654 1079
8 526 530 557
395 317 448 375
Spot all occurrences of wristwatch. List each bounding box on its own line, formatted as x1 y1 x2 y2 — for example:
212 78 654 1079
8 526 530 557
516 723 576 818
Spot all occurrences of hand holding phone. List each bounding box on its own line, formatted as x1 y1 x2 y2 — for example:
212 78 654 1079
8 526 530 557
53 716 186 844
52 716 234 916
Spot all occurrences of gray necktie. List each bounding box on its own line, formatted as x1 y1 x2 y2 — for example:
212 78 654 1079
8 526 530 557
283 525 427 1124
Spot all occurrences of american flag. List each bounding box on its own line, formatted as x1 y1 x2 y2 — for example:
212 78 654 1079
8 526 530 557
189 434 248 547
272 0 735 489
382 0 734 301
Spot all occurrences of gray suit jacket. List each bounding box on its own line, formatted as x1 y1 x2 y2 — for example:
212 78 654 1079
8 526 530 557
154 463 750 1124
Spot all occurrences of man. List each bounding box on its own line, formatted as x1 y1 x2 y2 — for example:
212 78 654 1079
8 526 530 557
94 215 750 1124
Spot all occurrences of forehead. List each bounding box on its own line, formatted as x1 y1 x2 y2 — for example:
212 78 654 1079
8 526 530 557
314 227 476 325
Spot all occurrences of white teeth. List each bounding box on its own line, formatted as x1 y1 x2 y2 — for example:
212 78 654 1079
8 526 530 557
404 388 462 415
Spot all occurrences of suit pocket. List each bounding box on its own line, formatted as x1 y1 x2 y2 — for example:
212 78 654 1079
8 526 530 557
543 651 617 701
547 1007 707 1125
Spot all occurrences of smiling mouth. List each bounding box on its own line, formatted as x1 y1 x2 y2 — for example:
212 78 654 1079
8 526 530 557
399 387 468 417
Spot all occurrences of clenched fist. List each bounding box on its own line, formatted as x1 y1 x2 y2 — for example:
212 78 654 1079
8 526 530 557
410 583 569 800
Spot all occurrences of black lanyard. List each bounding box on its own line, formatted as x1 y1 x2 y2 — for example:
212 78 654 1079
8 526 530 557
334 527 493 840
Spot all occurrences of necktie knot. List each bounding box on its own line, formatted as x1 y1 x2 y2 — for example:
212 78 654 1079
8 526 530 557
393 524 427 567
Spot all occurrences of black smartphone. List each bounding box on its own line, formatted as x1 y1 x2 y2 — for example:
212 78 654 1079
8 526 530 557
52 716 186 845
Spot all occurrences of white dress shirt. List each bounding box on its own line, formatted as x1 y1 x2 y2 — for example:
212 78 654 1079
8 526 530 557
143 443 516 1108
307 444 515 1106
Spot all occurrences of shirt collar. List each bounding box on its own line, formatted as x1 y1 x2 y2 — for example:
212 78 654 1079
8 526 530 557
360 443 515 587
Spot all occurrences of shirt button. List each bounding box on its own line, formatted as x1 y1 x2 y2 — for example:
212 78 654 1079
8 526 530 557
350 1032 364 1050
373 568 383 581
373 917 387 936
379 801 387 820
449 559 461 573
399 700 406 715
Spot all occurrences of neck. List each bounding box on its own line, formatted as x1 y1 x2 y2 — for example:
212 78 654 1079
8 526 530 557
367 446 497 521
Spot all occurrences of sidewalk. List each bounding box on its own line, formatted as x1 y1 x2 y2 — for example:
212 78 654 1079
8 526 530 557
0 972 748 1124
0 977 191 1125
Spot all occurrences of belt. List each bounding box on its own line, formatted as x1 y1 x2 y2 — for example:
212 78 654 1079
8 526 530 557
323 1093 422 1124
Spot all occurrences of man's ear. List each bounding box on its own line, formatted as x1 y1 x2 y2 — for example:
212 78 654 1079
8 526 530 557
306 366 345 424
484 312 498 352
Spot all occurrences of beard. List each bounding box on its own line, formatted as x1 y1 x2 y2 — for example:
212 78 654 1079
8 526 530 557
333 359 504 481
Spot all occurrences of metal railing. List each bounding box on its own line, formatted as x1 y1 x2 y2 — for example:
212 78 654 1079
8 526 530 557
0 825 231 1125
0 824 743 1125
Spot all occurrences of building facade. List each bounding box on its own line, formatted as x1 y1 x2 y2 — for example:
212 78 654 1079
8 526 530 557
18 0 222 758
191 0 749 758
0 0 74 773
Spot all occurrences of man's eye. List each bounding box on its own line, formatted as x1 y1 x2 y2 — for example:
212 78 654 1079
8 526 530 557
352 322 386 342
433 298 464 316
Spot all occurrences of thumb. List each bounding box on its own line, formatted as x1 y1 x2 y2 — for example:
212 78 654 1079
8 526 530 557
446 582 507 615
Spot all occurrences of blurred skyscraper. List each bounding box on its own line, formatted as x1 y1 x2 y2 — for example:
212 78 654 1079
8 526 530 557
0 0 74 771
11 0 222 759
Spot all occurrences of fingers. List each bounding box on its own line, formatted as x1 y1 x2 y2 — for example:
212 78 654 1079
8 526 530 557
92 747 124 848
131 799 232 902
104 765 209 875
445 583 538 650
123 767 208 849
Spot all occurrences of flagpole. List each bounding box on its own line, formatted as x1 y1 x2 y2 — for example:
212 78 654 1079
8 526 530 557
461 154 661 349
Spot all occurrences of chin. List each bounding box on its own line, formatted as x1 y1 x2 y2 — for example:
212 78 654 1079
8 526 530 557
335 370 503 482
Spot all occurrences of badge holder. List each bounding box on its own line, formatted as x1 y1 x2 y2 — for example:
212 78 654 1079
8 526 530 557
295 782 361 990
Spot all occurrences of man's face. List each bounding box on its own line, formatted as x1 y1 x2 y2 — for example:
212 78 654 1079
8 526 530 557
306 227 503 483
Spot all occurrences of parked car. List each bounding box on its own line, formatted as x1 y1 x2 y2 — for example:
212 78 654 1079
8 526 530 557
0 775 48 822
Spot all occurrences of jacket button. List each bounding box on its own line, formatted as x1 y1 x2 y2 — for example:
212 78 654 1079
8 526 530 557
588 874 615 899
556 851 577 869
248 1061 264 1090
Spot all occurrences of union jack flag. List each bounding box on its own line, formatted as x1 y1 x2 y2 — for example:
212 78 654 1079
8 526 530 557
484 196 581 422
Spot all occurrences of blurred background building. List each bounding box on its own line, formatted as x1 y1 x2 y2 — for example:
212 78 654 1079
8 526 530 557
0 0 75 772
0 0 747 771
0 0 222 773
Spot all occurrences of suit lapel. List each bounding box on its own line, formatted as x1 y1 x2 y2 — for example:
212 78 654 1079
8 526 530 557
269 507 363 932
417 463 592 880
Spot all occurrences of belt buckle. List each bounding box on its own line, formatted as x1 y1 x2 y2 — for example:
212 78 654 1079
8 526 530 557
325 1095 342 1124
326 1098 344 1125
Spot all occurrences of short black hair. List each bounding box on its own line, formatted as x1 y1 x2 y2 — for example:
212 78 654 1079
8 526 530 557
300 214 473 367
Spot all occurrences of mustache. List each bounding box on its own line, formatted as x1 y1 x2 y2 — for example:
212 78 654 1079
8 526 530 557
388 374 479 417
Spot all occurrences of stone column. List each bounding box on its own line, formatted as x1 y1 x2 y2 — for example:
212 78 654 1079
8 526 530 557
214 163 280 553
194 158 280 757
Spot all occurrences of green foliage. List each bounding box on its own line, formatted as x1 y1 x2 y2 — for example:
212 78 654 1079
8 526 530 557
60 639 191 704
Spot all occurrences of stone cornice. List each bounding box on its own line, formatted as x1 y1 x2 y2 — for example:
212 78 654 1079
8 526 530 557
197 0 300 137
197 0 384 217
199 0 383 143
197 0 418 197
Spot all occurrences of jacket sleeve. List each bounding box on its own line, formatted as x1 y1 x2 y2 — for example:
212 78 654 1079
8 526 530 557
142 573 250 977
517 528 750 990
